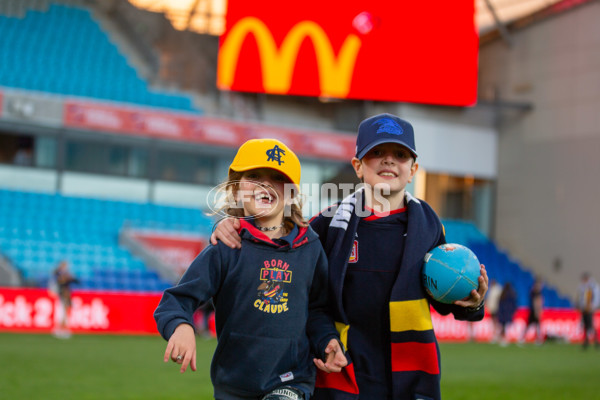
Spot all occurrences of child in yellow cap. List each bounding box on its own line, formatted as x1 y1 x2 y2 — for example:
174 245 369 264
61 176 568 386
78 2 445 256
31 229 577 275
154 138 346 400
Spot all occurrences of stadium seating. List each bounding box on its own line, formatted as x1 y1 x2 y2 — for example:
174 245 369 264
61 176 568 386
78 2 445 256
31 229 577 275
0 188 573 306
444 220 572 308
0 2 199 112
0 188 214 292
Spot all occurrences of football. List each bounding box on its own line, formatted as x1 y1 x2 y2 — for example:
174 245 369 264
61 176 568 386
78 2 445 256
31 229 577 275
422 243 481 304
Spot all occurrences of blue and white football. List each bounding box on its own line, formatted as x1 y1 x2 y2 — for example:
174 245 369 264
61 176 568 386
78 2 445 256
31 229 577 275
422 243 481 304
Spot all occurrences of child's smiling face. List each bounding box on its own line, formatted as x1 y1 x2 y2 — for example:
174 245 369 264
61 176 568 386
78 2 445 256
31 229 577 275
352 142 418 197
237 168 290 222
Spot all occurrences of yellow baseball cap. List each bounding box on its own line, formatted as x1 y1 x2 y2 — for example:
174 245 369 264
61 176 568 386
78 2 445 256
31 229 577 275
229 139 301 187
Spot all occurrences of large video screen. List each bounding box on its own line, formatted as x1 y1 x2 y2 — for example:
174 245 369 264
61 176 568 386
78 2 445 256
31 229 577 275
218 0 478 106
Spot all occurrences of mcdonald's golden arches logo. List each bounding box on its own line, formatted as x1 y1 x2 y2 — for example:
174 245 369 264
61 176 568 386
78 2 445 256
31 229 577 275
218 17 362 99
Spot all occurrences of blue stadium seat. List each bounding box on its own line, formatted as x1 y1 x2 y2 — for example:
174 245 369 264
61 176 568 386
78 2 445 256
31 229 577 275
442 218 573 308
0 188 213 293
0 4 200 112
0 187 573 306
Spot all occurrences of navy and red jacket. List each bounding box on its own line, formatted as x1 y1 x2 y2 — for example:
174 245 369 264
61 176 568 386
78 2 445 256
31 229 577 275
309 189 484 400
154 220 339 400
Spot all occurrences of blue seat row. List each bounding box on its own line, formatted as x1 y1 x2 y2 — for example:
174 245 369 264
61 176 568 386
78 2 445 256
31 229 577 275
0 188 214 292
444 223 572 308
38 268 173 293
2 188 571 305
0 4 200 112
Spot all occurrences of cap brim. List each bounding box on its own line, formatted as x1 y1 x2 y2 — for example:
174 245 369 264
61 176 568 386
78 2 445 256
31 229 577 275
229 166 298 187
356 138 418 160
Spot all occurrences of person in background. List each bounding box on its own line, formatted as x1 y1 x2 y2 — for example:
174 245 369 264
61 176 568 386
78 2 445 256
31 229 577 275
51 260 79 339
193 299 215 339
520 278 544 344
486 279 503 343
13 147 34 166
13 137 34 166
497 282 518 346
576 272 600 350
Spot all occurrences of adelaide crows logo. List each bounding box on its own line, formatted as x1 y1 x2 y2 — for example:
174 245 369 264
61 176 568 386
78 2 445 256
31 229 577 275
375 117 404 136
266 145 285 165
254 259 292 313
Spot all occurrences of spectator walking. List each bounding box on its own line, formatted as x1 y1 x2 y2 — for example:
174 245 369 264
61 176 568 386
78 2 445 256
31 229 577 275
193 299 215 339
520 279 544 344
497 282 518 346
486 279 503 343
576 272 600 350
50 260 79 339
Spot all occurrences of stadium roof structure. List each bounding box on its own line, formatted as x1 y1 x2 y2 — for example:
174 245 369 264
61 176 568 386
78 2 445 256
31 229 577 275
476 0 564 34
477 0 595 45
127 0 582 40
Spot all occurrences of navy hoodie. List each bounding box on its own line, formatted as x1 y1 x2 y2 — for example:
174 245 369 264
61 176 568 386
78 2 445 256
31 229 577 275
154 220 339 399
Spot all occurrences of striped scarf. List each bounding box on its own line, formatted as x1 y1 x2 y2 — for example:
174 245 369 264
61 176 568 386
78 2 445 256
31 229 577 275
313 189 447 400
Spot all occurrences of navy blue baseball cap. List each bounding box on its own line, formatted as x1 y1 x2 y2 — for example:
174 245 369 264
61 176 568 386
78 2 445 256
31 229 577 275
355 113 418 159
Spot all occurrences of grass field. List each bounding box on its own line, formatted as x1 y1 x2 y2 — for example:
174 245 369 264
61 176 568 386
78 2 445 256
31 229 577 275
1 333 598 399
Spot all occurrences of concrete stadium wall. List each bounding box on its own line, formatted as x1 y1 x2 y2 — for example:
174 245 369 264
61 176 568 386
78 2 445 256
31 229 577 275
478 2 600 297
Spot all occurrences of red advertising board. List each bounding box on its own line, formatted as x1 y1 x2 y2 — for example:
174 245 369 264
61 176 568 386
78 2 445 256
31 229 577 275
432 308 597 343
63 101 356 161
63 102 193 139
0 287 161 335
131 232 206 277
218 0 478 106
1 286 596 342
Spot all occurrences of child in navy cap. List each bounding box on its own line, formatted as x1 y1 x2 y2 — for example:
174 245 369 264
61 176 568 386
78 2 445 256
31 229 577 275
355 113 417 159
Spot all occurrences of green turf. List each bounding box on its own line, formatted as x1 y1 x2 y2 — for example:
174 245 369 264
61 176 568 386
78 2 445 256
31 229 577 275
1 333 598 399
439 342 600 400
0 333 216 400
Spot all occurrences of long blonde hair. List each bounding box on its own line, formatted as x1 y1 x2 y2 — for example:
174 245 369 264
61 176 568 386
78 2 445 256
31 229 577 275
215 171 308 232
